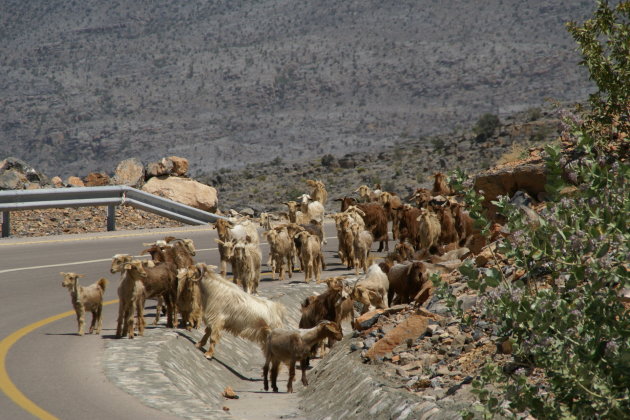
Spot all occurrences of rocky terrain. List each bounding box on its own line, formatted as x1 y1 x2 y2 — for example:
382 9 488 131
201 107 560 212
1 106 560 237
0 0 594 177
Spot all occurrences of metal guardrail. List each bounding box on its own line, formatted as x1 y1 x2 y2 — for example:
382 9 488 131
0 186 227 237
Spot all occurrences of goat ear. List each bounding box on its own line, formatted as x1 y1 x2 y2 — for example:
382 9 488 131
214 238 224 245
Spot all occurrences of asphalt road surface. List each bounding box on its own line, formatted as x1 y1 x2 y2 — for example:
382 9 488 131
0 222 359 420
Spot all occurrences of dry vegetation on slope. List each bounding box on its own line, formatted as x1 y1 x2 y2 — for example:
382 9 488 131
0 0 594 178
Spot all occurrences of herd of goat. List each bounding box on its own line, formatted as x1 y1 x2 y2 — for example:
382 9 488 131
60 173 475 393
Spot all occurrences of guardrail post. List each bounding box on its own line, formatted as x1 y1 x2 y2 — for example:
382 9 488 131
1 211 9 238
107 205 116 231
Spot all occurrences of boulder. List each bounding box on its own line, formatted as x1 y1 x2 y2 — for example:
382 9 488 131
66 176 85 187
166 156 189 177
0 157 50 187
51 176 64 188
365 315 429 360
0 169 28 190
142 176 218 212
474 160 546 218
146 158 174 179
112 158 145 188
83 172 110 187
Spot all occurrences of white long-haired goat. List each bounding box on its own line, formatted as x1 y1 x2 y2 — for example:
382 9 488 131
189 263 287 359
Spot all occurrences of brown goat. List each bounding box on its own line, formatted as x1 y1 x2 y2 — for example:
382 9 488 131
337 197 389 252
263 321 342 393
432 172 453 196
386 261 425 305
380 191 403 240
411 188 432 208
436 205 459 245
396 205 423 250
452 202 474 246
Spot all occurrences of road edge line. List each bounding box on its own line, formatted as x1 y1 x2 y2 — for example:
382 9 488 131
0 299 118 420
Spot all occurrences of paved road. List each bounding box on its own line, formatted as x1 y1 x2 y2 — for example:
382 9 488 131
0 222 359 420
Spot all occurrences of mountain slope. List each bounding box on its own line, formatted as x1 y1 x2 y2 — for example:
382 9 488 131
0 0 594 177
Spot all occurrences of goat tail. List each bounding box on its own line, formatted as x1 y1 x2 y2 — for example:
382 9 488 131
97 278 109 291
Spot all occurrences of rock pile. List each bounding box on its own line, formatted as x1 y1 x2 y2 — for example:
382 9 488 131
0 155 219 213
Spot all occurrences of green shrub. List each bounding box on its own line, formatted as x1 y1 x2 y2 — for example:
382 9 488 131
473 113 501 141
443 3 630 417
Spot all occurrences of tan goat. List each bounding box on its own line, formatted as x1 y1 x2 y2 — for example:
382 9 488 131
417 208 442 257
294 230 323 283
60 272 108 336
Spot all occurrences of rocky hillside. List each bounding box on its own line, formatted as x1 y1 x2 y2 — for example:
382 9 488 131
200 107 561 212
0 0 594 178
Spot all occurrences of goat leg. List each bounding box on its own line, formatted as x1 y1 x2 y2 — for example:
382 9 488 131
300 359 309 386
75 304 85 336
287 361 295 393
263 359 270 391
271 360 280 393
88 310 97 334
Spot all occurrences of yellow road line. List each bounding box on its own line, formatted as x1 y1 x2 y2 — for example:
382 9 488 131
0 227 214 247
0 299 118 420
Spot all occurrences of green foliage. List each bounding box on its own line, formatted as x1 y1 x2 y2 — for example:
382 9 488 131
473 113 501 141
566 1 630 120
449 169 491 235
448 5 630 417
464 146 630 418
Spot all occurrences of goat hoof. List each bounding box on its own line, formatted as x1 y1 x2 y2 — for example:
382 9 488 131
272 388 278 393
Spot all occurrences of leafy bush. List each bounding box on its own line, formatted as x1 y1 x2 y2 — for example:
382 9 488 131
473 113 501 141
444 3 630 417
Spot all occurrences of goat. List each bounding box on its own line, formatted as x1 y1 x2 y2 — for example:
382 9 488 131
337 197 389 252
299 279 352 364
214 219 232 277
351 263 389 314
397 205 423 250
316 276 355 329
112 254 177 329
175 266 203 330
380 191 403 240
452 202 474 246
294 230 323 283
417 208 442 257
306 179 328 205
265 226 293 281
230 219 260 245
436 204 459 245
410 187 432 208
351 223 373 275
297 194 325 225
233 240 262 294
299 280 350 332
262 321 342 393
60 272 108 336
332 214 356 268
386 261 425 305
355 184 381 202
191 263 286 359
394 240 415 261
432 172 453 196
111 257 146 339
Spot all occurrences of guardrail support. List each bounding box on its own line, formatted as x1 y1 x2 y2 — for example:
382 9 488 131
107 205 116 231
1 211 9 238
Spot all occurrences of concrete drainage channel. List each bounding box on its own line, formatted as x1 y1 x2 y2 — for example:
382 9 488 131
103 282 455 420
